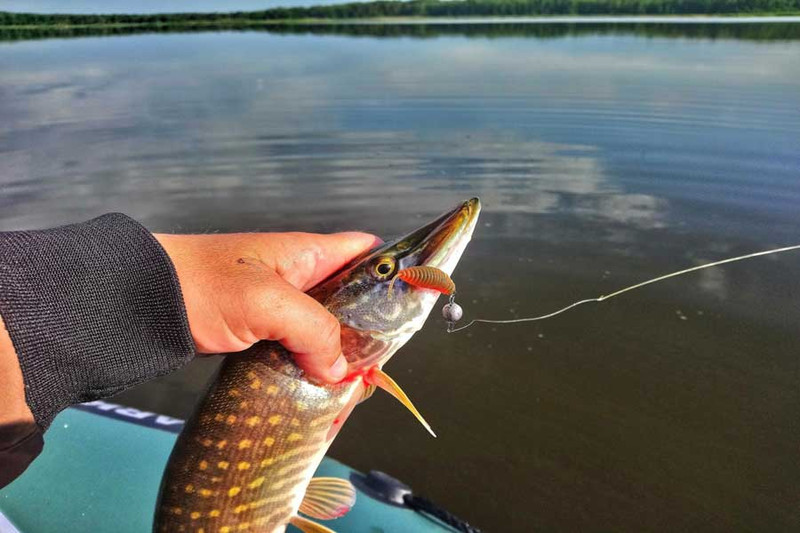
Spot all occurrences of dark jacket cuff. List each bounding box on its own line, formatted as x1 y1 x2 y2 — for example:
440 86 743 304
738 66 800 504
0 213 195 430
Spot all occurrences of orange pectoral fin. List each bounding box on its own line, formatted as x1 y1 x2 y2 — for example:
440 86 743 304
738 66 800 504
290 515 337 533
299 477 356 520
365 367 436 438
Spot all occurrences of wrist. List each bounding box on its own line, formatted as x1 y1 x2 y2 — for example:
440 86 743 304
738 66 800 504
0 314 35 437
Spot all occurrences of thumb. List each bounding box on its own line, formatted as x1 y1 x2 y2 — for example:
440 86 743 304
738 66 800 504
274 232 381 291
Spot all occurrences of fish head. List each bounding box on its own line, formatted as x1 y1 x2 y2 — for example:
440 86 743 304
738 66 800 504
308 198 480 371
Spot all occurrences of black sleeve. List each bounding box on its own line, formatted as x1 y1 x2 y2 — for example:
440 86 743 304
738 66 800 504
0 213 196 431
0 425 43 488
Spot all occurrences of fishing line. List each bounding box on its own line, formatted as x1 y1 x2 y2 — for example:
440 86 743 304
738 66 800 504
445 243 800 333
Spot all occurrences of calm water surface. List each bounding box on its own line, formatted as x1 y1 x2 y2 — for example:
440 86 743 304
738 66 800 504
1 24 800 531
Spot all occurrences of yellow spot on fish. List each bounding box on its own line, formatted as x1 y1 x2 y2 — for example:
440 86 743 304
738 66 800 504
238 524 251 531
290 418 300 427
250 378 262 390
245 416 261 427
228 389 241 397
214 413 225 422
216 440 227 450
270 469 309 490
266 385 278 395
234 504 248 514
247 371 257 379
260 458 274 467
248 497 288 513
239 401 249 409
268 415 282 425
273 443 319 463
199 489 213 498
263 437 275 447
238 439 252 450
287 433 303 442
198 460 209 470
218 461 229 470
184 484 195 494
172 507 183 515
237 461 251 471
309 413 338 427
209 510 221 518
197 529 205 533
220 527 231 533
201 438 213 447
248 477 265 489
190 512 201 520
226 415 237 425
295 400 307 411
228 487 241 497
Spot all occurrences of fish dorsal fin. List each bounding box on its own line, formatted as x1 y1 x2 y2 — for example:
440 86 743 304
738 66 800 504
299 477 357 520
365 367 437 438
290 515 337 533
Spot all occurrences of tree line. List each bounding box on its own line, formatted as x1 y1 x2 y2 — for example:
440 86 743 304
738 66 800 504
2 0 800 27
3 21 799 43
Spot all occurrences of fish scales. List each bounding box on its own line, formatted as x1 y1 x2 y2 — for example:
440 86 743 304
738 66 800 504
155 341 360 532
154 198 480 532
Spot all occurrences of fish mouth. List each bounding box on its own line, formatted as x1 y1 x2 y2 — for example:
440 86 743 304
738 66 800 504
396 197 481 275
320 198 481 369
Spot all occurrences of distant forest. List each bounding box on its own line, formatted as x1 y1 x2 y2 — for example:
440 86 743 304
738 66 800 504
2 21 800 43
2 0 800 28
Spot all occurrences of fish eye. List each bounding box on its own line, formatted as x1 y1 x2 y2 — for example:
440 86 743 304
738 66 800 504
373 257 396 278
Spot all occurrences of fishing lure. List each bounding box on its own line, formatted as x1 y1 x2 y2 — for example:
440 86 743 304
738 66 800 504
388 266 456 299
444 243 800 333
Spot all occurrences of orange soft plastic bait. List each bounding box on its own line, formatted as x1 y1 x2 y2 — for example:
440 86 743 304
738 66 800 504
387 266 456 298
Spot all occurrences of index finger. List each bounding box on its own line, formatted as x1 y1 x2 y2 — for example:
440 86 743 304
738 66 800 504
247 275 347 383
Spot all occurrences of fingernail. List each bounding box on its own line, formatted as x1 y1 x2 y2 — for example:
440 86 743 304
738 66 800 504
329 354 349 381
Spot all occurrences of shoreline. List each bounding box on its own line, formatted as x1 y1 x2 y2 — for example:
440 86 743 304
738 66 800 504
2 15 800 31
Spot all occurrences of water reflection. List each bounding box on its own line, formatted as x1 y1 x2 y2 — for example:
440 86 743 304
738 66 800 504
3 29 796 236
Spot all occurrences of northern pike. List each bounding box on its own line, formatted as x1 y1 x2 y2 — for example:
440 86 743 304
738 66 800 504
154 198 481 533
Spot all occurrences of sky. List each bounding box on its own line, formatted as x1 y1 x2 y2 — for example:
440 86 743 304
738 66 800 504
0 0 364 14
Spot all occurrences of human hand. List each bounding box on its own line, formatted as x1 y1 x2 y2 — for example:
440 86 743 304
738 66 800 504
0 314 35 432
154 231 379 383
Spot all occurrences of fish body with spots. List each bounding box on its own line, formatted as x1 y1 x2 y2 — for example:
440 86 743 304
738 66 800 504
154 198 480 532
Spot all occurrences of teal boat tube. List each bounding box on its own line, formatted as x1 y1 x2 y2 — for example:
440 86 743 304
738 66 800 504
0 402 473 532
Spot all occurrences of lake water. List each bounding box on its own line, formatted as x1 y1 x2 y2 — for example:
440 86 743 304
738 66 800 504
2 22 800 531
